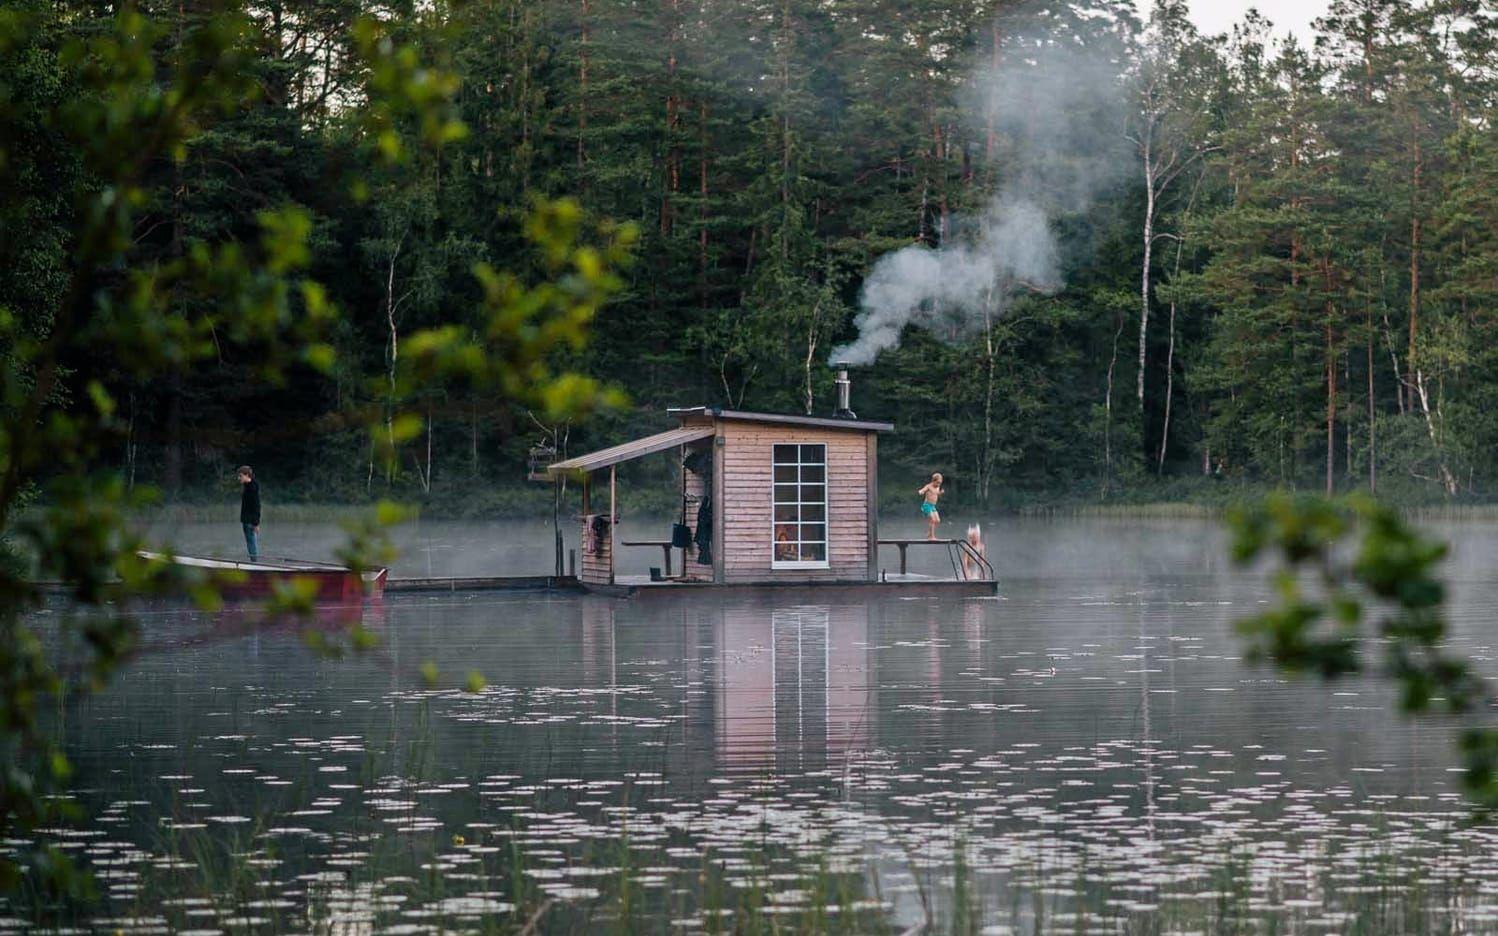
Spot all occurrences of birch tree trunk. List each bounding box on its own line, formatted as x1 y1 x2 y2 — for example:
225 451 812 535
1127 13 1219 453
1137 124 1155 412
411 400 433 493
1103 309 1124 496
980 288 998 505
1156 276 1176 476
1155 170 1204 475
424 401 433 493
1381 306 1406 414
1412 371 1457 494
802 298 823 416
384 232 404 486
1400 128 1455 494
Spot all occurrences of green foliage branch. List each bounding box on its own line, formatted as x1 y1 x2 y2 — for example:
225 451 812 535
1228 494 1498 810
0 0 634 903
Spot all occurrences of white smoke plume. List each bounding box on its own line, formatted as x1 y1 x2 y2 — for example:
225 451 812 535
833 24 1131 366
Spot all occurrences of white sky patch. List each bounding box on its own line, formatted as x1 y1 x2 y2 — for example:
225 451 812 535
1140 0 1332 42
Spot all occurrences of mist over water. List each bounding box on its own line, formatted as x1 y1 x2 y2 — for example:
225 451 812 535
31 517 1498 932
833 29 1130 365
147 514 1227 579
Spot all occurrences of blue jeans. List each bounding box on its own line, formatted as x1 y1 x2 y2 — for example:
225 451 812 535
243 523 259 560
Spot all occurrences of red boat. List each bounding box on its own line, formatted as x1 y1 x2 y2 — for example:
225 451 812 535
138 552 387 603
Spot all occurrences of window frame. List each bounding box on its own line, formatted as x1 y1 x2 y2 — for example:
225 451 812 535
770 441 830 570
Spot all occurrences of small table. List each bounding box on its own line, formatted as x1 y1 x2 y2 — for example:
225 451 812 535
620 540 676 578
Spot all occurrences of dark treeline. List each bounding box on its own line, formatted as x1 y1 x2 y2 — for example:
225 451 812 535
5 0 1498 511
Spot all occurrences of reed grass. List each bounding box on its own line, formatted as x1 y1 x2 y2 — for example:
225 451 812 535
10 812 1488 935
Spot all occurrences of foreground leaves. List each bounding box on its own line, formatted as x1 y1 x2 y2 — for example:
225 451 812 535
0 1 632 905
1229 494 1498 809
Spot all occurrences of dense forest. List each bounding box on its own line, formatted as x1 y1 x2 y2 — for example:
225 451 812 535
5 0 1498 512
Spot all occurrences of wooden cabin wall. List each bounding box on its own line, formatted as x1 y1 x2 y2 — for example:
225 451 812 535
680 443 710 576
580 514 613 585
719 423 870 583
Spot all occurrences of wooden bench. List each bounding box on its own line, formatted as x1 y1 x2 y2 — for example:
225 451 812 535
620 539 677 577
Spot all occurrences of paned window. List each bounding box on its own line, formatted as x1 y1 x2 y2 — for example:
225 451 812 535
772 443 827 568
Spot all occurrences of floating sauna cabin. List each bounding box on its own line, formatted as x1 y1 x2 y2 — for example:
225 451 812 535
548 406 890 589
545 370 993 596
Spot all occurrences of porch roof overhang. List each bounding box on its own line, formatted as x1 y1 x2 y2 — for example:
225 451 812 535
546 426 716 476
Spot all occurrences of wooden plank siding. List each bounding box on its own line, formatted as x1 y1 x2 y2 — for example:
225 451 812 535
719 423 872 583
680 443 710 576
865 433 879 581
579 512 613 586
713 426 726 583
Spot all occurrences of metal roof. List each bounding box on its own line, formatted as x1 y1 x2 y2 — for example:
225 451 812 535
546 426 716 475
667 407 894 433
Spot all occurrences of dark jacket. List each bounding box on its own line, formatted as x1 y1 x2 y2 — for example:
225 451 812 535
240 479 261 526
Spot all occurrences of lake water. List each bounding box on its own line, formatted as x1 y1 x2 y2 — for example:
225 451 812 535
8 517 1498 933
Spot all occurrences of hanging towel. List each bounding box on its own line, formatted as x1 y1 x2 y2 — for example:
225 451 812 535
694 494 713 565
590 513 611 556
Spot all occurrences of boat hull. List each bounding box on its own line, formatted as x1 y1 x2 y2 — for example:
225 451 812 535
215 567 387 603
139 552 387 603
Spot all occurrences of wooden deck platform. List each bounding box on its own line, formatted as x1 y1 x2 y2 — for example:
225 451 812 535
385 575 586 594
44 571 994 601
383 573 995 599
580 573 997 600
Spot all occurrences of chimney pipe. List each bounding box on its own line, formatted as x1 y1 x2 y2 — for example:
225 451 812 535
833 363 856 419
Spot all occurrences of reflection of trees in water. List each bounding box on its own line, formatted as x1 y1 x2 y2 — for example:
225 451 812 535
715 605 872 772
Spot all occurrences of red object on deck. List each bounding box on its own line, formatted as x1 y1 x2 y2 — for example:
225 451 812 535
139 552 387 602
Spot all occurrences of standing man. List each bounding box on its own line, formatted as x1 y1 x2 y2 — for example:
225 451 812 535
238 465 261 561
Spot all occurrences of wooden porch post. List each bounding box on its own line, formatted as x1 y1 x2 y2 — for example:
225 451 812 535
609 465 617 585
866 433 879 582
712 426 725 584
553 476 563 577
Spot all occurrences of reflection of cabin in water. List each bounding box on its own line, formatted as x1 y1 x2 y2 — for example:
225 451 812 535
715 605 872 771
545 373 993 596
578 599 873 772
